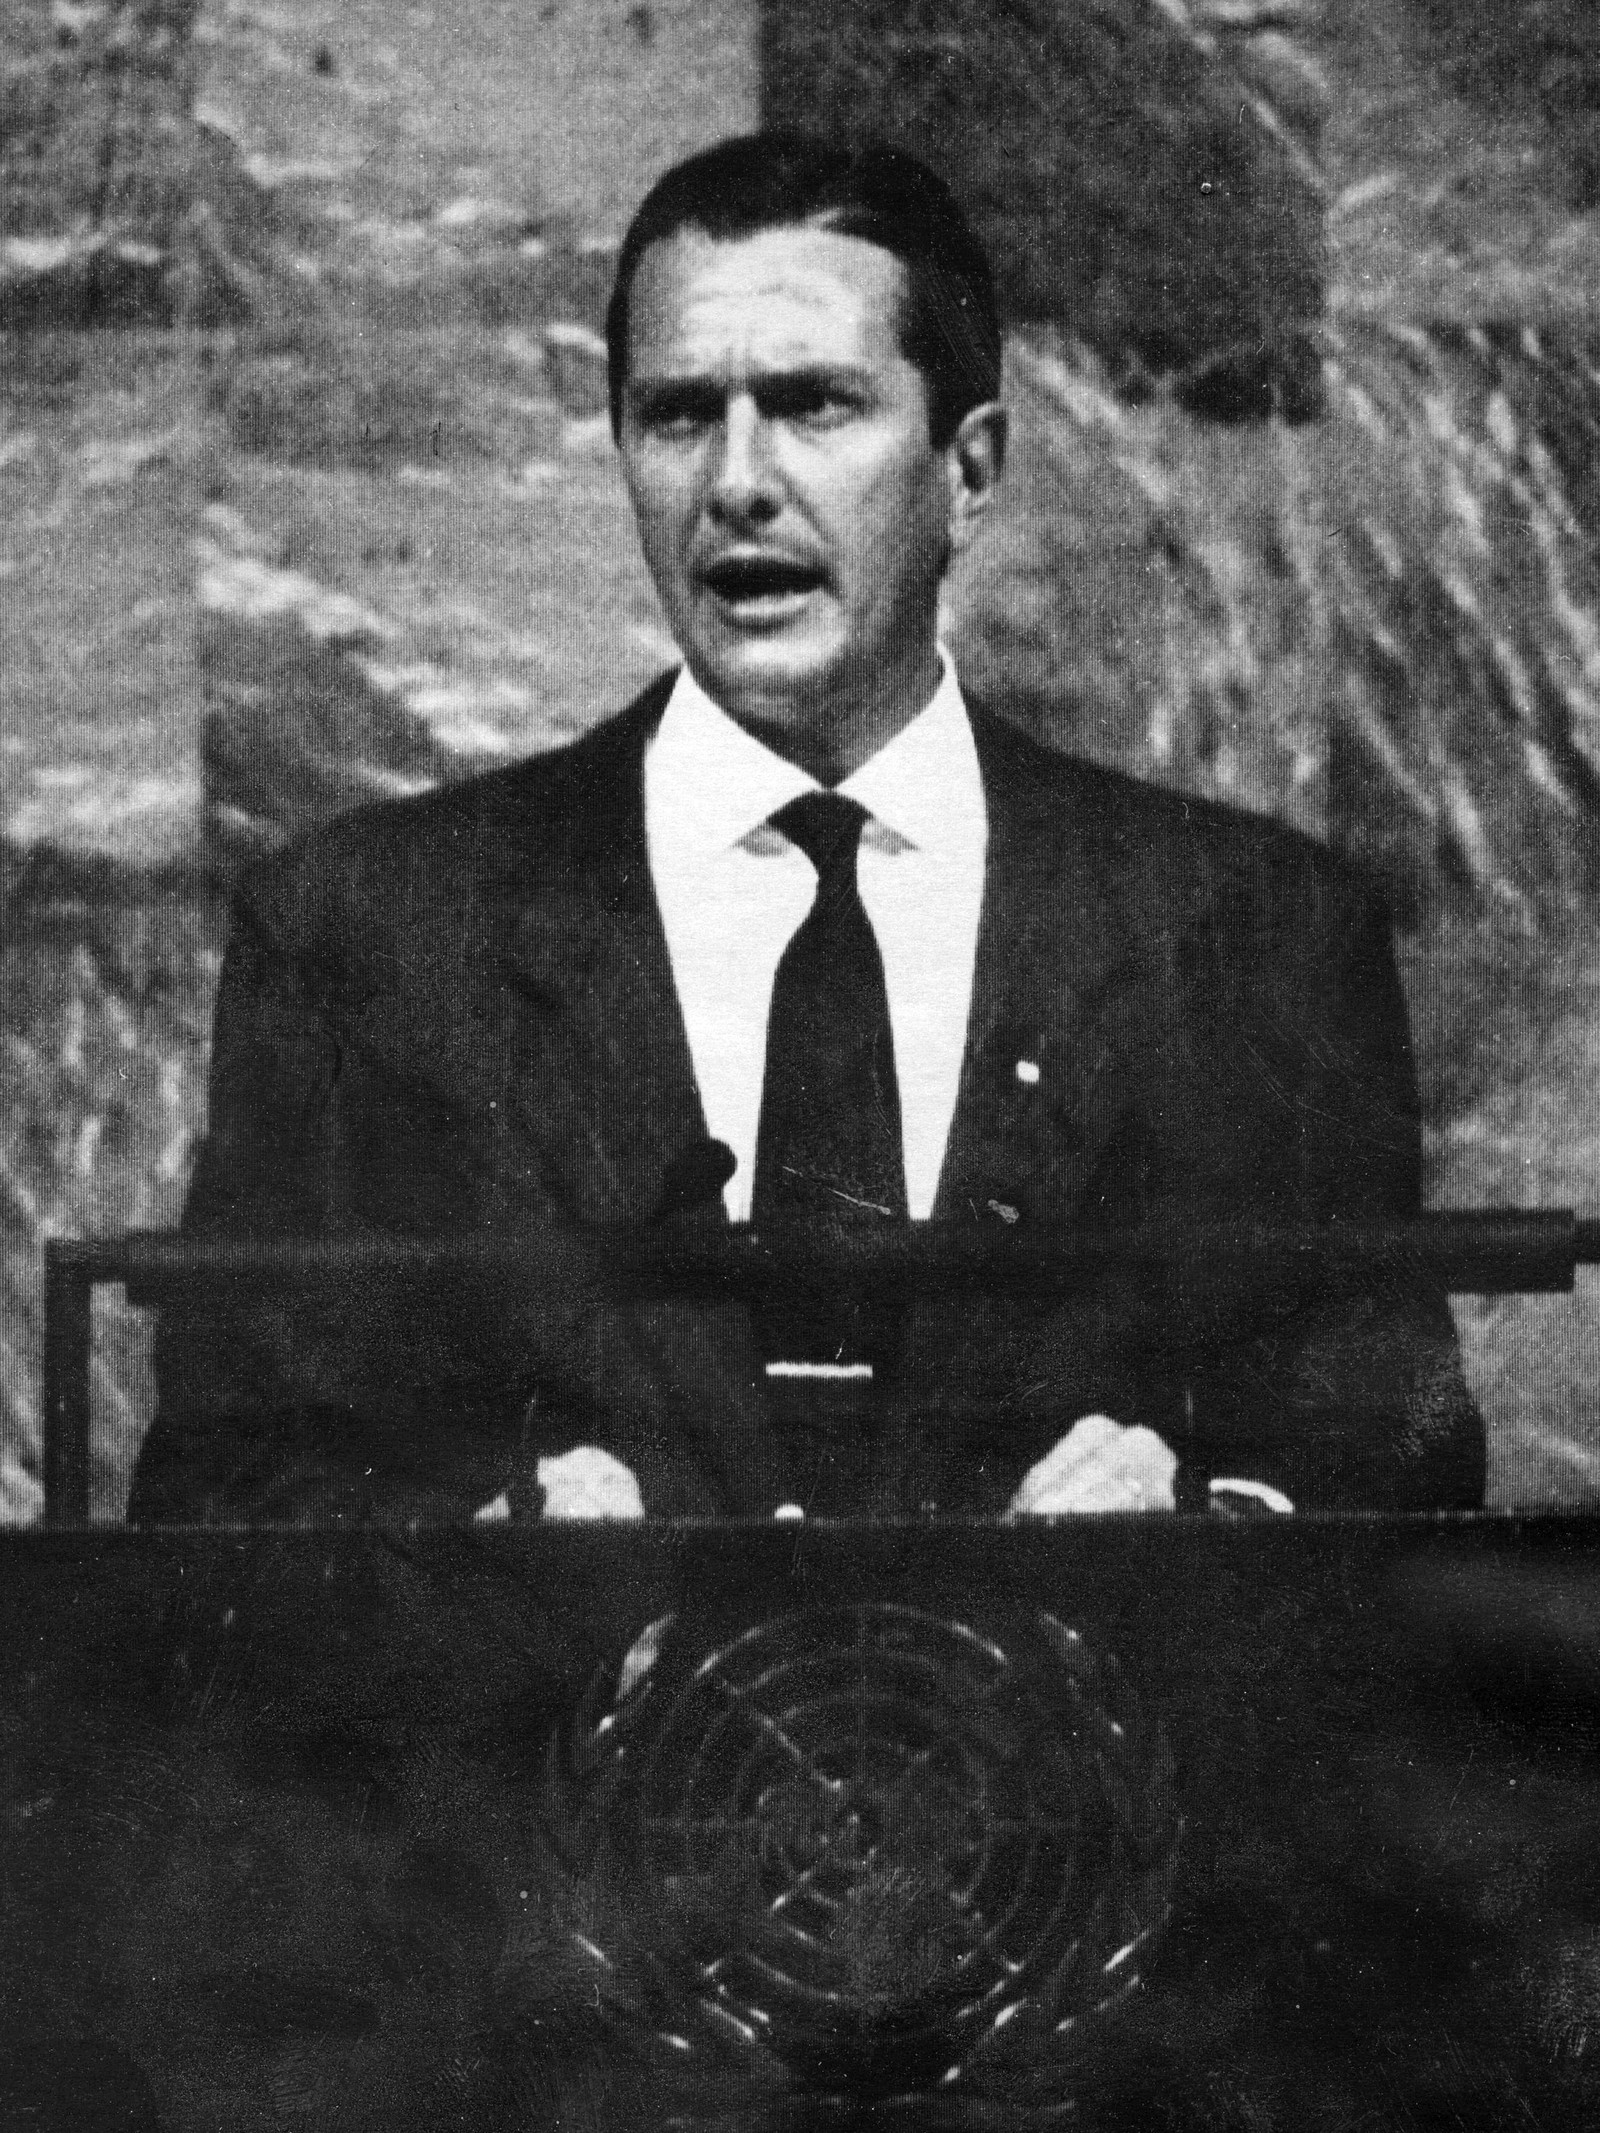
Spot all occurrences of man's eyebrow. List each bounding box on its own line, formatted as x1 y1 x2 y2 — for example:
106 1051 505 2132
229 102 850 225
755 364 875 403
626 376 723 416
627 363 876 408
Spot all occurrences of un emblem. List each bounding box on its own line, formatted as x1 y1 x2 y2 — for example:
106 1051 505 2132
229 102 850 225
539 1603 1181 2126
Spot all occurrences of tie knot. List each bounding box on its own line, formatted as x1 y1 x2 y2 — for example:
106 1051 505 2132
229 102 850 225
771 792 869 891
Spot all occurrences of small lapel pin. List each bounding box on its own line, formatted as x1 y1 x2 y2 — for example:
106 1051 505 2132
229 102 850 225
1015 1058 1041 1085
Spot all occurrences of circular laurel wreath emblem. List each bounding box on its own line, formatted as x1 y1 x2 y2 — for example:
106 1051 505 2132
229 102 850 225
541 1603 1181 2125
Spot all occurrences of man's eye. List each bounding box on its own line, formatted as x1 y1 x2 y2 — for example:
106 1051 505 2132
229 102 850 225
635 393 718 437
763 381 859 426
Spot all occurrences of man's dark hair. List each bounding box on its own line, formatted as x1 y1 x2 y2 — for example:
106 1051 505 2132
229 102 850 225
606 131 1002 450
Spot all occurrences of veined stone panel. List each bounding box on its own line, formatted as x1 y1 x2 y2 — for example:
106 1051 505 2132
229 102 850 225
1 0 201 237
762 0 1327 421
194 0 758 246
0 0 207 327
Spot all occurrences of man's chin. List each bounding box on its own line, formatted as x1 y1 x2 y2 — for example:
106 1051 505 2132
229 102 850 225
682 634 845 728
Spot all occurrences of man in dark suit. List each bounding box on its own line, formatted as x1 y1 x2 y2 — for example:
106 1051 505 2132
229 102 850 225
129 133 1483 1526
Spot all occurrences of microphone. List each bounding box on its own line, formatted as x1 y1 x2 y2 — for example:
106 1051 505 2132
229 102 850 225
652 1139 737 1222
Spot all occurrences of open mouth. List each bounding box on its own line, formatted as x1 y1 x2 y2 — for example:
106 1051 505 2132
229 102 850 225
700 555 828 607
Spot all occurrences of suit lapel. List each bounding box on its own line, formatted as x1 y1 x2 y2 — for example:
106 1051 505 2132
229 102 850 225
483 681 786 1509
935 709 1179 1225
487 680 711 1223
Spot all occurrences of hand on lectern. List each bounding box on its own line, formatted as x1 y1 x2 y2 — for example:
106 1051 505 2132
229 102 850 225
536 1446 646 1520
1006 1414 1178 1517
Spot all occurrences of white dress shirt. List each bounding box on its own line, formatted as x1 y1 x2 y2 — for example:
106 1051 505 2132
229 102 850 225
644 657 988 1222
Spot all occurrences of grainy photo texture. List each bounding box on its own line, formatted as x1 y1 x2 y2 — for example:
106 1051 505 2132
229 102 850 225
5 3 1600 2129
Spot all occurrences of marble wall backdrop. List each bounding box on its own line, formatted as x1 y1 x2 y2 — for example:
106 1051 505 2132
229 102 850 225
4 0 1600 1518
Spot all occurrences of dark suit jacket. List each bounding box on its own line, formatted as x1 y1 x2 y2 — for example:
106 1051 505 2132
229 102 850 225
129 676 1484 1524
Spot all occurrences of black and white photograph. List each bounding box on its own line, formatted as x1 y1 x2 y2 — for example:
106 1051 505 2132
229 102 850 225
4 0 1600 2124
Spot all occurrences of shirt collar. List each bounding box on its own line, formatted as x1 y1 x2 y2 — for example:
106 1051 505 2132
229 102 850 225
647 651 983 862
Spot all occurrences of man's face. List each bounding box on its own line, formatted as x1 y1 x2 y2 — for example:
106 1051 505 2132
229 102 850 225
618 223 998 776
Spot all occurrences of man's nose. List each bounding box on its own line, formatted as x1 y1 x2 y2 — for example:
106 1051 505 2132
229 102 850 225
708 395 780 524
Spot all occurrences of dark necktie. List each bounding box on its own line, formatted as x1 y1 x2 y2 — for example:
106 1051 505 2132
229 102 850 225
751 792 908 1363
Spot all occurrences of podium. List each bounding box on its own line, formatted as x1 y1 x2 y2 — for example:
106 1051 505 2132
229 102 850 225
14 1213 1600 2124
4 1516 1600 2129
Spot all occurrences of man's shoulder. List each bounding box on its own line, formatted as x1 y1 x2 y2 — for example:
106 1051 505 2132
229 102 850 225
236 673 674 931
969 702 1372 919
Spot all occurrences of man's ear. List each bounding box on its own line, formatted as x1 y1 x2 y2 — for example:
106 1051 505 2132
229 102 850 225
945 400 1008 554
